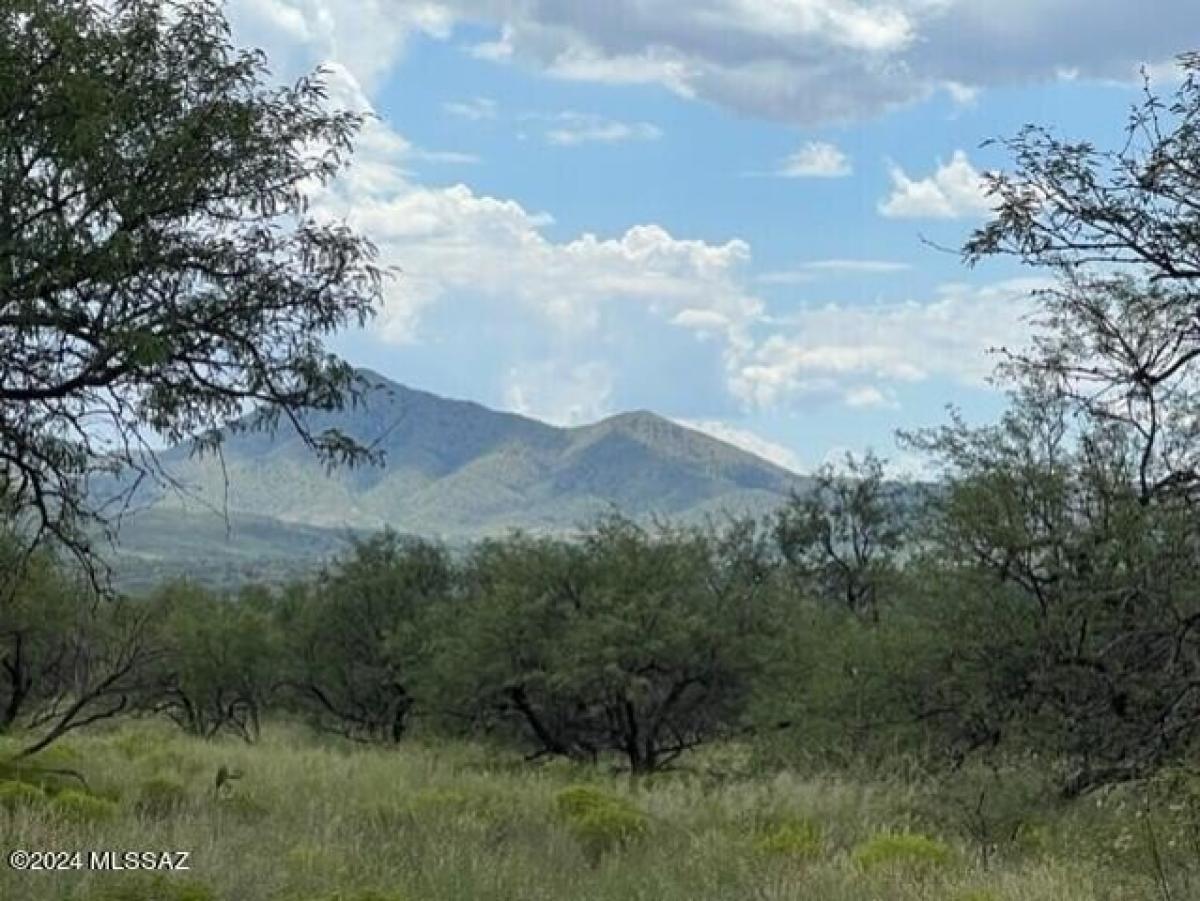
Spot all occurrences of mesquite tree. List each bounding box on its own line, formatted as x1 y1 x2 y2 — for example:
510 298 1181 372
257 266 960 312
0 0 385 580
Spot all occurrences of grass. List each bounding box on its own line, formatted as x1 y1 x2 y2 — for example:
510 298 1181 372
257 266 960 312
0 722 1189 900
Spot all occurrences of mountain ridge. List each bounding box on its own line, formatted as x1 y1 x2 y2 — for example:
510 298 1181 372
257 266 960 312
106 372 808 585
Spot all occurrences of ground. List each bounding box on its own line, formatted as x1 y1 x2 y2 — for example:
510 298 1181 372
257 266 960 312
0 723 1190 900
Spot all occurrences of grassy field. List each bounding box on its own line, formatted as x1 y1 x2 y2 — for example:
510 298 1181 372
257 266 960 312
0 723 1194 901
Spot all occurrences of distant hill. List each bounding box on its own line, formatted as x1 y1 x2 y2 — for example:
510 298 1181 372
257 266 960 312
103 371 808 587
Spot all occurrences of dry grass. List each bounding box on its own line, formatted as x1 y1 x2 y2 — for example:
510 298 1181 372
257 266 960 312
0 723 1176 900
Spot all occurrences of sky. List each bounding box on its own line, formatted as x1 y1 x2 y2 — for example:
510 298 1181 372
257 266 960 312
223 0 1200 475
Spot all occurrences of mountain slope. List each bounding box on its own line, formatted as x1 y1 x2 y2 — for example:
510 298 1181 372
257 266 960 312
109 372 807 570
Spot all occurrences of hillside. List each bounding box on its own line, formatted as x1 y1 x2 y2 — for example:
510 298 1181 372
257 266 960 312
103 371 807 584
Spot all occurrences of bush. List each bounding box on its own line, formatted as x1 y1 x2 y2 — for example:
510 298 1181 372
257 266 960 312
852 831 954 873
304 892 407 901
51 789 118 823
134 778 189 817
753 819 824 859
89 876 217 901
553 786 648 863
0 779 45 812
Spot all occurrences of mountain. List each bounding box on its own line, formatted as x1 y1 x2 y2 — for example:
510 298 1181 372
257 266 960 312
104 371 807 585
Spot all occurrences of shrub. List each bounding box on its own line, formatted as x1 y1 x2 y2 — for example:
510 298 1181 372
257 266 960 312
852 831 954 874
0 779 45 812
134 778 189 817
754 819 824 859
553 785 648 863
51 789 118 823
89 875 217 901
304 892 407 901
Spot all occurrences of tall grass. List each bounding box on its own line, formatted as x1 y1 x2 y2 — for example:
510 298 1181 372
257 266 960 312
0 723 1184 900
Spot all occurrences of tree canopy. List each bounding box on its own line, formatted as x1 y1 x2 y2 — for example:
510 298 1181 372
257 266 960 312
0 0 385 579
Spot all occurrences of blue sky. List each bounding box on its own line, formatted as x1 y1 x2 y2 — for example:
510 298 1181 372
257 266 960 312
225 0 1200 473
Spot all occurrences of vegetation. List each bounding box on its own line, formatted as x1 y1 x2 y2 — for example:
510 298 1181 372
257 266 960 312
0 0 384 579
0 723 1196 900
6 2 1200 899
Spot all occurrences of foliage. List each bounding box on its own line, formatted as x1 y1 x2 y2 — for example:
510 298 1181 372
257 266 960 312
285 532 452 743
774 450 906 622
0 778 44 811
142 581 279 741
553 785 649 862
50 788 117 822
753 818 825 858
0 0 384 576
852 832 954 873
433 515 778 772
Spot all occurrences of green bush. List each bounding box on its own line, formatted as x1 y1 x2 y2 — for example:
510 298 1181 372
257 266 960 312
134 777 189 817
303 892 407 901
0 779 45 812
553 785 648 863
852 831 954 873
753 818 824 859
51 789 118 823
89 875 217 901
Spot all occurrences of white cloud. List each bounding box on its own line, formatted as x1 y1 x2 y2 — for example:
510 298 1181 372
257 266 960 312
772 141 853 178
227 1 1200 127
443 97 498 120
843 385 896 409
538 112 663 146
674 420 803 472
301 77 760 345
504 360 615 426
759 260 912 283
878 150 993 219
728 278 1046 410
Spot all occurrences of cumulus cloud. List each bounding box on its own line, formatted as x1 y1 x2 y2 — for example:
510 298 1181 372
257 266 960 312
878 150 994 219
770 141 853 178
504 360 615 426
227 1 1200 126
728 278 1047 410
300 74 761 345
673 420 804 472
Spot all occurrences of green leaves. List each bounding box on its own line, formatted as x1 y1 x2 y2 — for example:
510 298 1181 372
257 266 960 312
0 0 384 577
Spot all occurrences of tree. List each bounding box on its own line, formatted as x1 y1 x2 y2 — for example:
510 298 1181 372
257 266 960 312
0 532 159 760
964 53 1200 507
436 517 776 774
895 51 1200 794
286 532 451 744
0 0 385 578
773 451 905 622
142 581 280 742
904 382 1200 795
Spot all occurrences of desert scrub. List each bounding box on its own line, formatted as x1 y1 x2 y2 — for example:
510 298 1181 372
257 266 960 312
0 779 46 813
50 789 118 823
554 785 649 863
852 830 955 874
88 874 217 901
133 777 190 817
753 817 825 859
